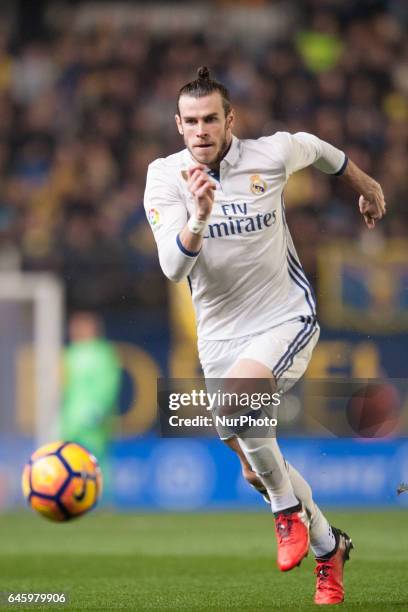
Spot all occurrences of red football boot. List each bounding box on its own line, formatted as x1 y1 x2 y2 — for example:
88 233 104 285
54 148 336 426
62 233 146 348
274 505 310 571
314 528 353 605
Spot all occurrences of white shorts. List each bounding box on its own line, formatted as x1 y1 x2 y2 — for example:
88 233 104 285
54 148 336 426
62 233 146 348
198 316 320 393
198 316 319 439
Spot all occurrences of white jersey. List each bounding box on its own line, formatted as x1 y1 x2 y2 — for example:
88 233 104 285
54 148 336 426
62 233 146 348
144 131 347 340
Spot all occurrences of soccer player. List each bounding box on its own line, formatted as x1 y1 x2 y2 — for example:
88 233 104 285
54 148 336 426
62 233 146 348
144 67 386 605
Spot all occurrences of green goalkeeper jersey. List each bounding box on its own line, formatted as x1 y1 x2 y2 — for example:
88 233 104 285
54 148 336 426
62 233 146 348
60 338 121 450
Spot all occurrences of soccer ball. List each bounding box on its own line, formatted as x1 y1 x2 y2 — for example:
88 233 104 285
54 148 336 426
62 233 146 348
22 441 103 521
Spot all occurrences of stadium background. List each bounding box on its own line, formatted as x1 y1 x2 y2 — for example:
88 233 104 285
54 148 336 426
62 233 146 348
0 0 407 515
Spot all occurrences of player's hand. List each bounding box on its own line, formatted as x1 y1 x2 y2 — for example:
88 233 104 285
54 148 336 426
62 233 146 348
187 165 216 221
359 182 386 229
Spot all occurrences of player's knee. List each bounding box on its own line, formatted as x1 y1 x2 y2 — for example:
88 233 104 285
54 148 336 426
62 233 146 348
218 378 245 416
218 377 273 417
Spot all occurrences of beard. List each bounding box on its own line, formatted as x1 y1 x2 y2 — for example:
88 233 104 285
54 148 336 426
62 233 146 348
186 130 231 168
213 135 230 165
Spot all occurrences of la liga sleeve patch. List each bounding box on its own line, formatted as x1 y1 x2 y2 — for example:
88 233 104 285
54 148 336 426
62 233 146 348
148 208 161 229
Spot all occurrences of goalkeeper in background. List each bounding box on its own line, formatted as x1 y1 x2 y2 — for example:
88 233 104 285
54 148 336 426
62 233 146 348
60 312 121 494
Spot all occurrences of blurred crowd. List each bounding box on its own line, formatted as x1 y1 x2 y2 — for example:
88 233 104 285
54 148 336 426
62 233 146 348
0 0 406 310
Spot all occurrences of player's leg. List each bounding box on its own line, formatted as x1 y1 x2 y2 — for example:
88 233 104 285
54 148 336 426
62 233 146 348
220 357 310 571
236 321 337 551
314 527 353 605
199 338 272 502
222 319 344 573
238 320 353 601
283 460 334 557
200 323 348 580
224 436 270 502
227 432 338 560
261 323 354 600
225 429 353 595
222 358 299 512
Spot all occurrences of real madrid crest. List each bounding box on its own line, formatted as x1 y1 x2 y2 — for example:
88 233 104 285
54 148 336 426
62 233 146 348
250 174 267 195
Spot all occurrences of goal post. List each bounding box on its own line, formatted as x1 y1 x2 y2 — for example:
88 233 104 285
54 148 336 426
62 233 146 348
0 272 64 448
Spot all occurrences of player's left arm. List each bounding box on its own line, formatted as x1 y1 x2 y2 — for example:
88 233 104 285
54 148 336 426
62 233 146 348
281 132 386 230
339 158 386 229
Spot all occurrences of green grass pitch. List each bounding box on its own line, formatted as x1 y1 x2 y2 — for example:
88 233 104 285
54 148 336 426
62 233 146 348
0 510 407 611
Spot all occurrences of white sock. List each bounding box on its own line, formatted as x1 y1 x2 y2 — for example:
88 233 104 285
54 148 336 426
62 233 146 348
238 437 298 513
311 524 337 558
284 461 336 557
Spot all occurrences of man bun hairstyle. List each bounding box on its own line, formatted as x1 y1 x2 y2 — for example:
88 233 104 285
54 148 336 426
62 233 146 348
197 66 210 81
177 66 232 116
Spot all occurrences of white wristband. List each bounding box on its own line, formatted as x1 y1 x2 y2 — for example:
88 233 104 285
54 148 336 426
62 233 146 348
188 214 208 236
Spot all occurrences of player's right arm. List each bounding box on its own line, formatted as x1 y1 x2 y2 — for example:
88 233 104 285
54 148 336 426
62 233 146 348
178 165 215 253
144 161 214 282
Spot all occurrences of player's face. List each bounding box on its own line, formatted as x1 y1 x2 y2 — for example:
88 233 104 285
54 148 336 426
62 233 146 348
175 93 234 167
